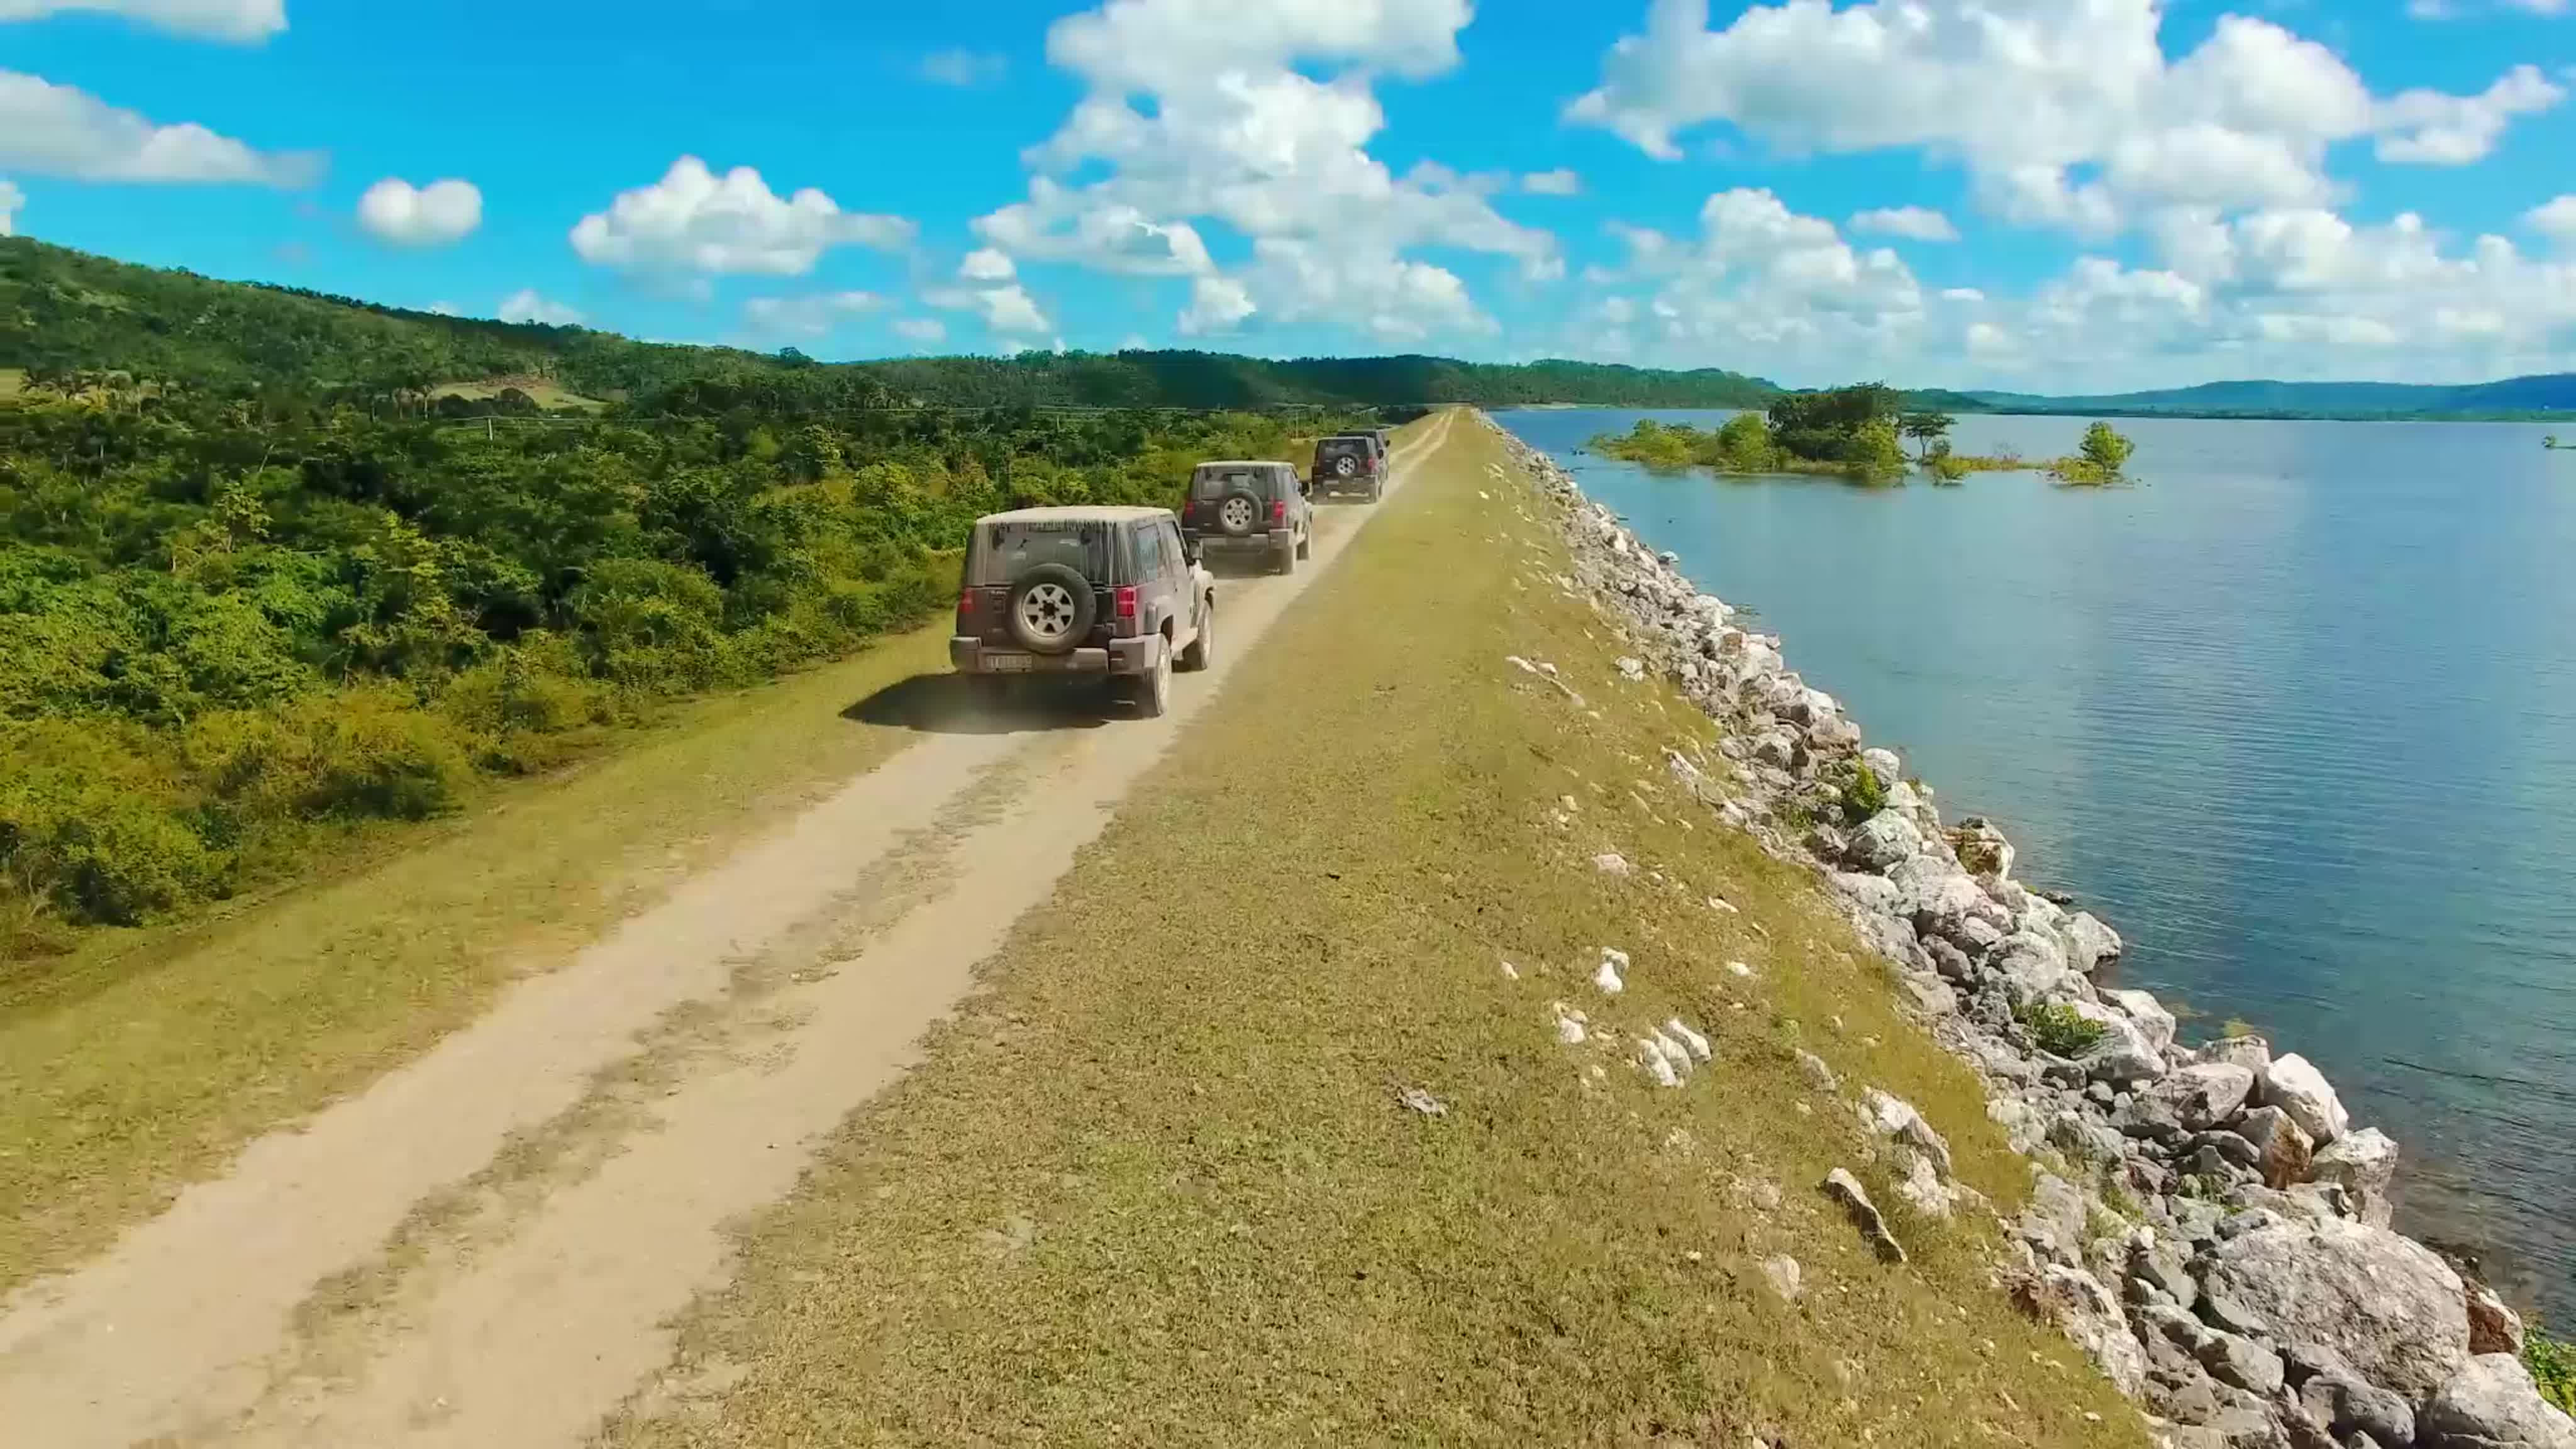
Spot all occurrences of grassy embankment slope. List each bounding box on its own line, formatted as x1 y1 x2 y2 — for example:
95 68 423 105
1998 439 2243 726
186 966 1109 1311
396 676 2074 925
0 625 948 1292
601 416 2145 1446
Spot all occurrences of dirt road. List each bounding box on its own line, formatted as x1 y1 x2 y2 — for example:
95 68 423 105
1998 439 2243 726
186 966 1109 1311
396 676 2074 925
0 411 1457 1449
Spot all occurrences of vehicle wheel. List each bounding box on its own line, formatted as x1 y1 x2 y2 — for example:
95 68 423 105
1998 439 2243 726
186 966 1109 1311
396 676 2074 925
1333 455 1358 482
1006 563 1096 654
1216 489 1262 540
1296 530 1312 561
1179 596 1214 672
1131 640 1172 718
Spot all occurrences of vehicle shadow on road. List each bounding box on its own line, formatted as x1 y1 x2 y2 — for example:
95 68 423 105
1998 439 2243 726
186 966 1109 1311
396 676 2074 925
842 673 1117 735
1199 555 1289 581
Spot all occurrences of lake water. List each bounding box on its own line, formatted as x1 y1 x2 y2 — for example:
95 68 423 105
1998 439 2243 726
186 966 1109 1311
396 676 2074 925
1496 408 2576 1321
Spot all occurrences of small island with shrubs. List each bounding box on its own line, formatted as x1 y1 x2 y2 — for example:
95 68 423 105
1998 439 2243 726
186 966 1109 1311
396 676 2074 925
1591 384 2138 487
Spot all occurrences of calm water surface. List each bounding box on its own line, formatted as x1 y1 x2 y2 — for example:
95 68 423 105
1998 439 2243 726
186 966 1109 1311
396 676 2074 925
1497 408 2576 1319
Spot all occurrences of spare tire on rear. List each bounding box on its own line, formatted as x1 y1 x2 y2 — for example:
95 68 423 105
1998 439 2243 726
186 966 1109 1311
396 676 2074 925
1006 562 1096 654
1333 454 1358 479
1217 487 1262 538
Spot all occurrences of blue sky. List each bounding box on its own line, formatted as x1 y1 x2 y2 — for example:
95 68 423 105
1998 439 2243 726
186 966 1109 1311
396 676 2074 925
4 0 2574 390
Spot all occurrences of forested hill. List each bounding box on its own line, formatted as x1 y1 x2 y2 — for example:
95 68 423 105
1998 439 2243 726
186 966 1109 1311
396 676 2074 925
0 238 1777 410
1909 374 2576 420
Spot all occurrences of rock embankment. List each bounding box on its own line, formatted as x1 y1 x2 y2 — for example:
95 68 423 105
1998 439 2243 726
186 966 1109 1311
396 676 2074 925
1484 414 2575 1449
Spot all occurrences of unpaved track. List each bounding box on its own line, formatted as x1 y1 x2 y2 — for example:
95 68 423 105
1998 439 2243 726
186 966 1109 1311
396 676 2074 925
0 411 1456 1449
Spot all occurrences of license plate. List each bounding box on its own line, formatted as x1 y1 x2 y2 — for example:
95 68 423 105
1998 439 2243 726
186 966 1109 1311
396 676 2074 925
989 653 1033 673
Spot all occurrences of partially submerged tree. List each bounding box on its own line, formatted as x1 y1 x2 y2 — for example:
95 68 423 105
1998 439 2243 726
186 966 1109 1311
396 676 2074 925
1899 409 1956 462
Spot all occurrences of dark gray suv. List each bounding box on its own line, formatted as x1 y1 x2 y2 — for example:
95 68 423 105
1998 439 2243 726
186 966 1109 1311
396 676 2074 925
1180 460 1311 574
1310 434 1387 501
950 506 1214 718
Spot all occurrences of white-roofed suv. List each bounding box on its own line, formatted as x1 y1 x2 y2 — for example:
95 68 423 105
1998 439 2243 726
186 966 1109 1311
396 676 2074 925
950 506 1214 718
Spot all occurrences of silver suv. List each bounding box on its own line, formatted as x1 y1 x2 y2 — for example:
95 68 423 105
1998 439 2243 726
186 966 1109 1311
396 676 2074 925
1180 460 1311 574
950 506 1214 718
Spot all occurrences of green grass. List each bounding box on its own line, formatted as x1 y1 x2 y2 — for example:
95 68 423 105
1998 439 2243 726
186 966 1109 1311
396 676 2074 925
599 415 2148 1447
0 368 23 398
0 623 948 1292
2528 1328 2575 1416
2020 1001 2109 1059
430 377 606 411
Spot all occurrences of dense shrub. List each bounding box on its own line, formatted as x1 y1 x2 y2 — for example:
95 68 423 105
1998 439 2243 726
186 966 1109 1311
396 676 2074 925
2529 1328 2574 1416
0 380 1361 949
2019 1001 2107 1058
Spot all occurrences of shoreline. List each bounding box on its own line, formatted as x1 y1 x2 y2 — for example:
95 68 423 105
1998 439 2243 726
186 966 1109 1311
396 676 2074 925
1484 412 2574 1449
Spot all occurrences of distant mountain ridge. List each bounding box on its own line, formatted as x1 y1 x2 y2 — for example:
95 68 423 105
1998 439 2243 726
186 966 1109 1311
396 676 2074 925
1909 374 2576 420
4 236 2570 418
0 238 1777 411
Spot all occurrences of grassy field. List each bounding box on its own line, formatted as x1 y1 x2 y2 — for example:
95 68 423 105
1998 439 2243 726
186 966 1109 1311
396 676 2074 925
430 377 607 411
602 416 2147 1446
0 625 948 1292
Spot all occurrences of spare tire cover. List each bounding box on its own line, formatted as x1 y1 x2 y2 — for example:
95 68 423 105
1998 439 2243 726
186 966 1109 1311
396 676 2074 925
1006 562 1097 654
1217 488 1262 538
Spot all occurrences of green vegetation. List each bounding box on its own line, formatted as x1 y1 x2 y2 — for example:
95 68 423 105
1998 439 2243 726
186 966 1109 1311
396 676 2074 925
0 622 948 1291
3 237 1777 411
1834 759 1889 823
2528 1328 2575 1416
2053 422 2138 486
1589 384 1914 483
1899 409 1955 461
0 377 1355 957
2019 1001 2108 1058
602 418 2144 1449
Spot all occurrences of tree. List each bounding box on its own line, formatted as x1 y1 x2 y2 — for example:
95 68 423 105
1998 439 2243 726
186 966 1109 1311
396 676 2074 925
1899 410 1955 462
2077 421 2135 475
1768 383 1900 465
1844 417 1907 481
1712 411 1777 470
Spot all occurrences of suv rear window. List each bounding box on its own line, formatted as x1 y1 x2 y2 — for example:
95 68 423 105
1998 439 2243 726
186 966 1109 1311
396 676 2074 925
967 519 1113 586
1316 438 1372 462
1191 465 1277 501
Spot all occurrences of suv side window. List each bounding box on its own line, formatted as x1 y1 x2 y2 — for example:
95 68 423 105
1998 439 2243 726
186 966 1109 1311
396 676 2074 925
1160 520 1185 576
1130 521 1160 582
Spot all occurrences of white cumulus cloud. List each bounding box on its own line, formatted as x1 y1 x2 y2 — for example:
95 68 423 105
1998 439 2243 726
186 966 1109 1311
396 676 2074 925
357 177 481 247
972 0 1550 350
0 0 284 42
0 70 319 184
742 291 884 339
2528 196 2576 248
892 316 948 347
1568 0 2562 240
977 180 1215 275
570 157 914 277
1178 274 1257 335
926 250 1052 335
1850 206 1958 242
497 289 583 326
1521 168 1582 196
957 247 1018 282
0 179 20 235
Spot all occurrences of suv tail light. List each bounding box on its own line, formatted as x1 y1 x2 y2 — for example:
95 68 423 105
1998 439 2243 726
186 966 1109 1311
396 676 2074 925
1115 586 1138 621
1271 500 1287 525
957 589 975 616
